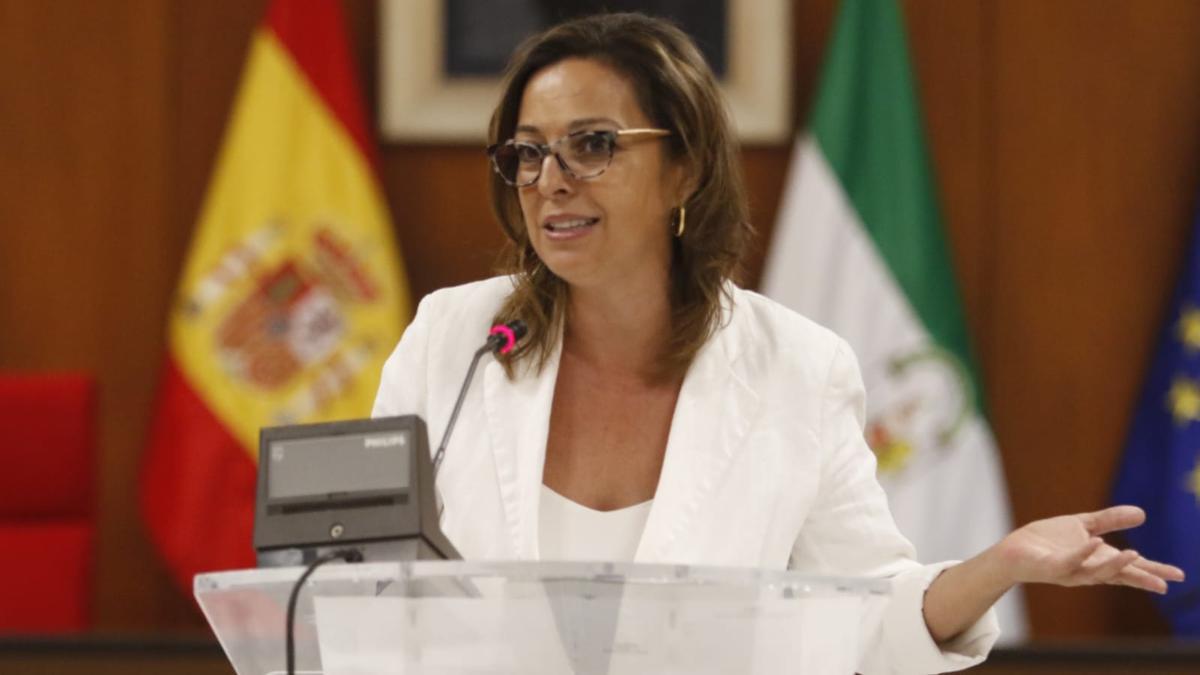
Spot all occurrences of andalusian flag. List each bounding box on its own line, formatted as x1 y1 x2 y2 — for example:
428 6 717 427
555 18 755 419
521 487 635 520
761 0 1027 641
141 0 409 590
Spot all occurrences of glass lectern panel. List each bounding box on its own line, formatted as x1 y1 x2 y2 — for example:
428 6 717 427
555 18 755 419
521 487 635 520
195 561 889 675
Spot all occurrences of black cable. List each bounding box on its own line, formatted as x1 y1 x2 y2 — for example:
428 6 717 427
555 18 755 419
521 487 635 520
286 548 363 675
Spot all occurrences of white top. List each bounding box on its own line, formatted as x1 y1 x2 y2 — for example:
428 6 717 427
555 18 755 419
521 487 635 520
373 276 999 674
538 485 653 561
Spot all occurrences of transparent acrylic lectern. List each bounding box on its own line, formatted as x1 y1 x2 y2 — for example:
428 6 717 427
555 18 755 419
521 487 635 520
195 561 890 675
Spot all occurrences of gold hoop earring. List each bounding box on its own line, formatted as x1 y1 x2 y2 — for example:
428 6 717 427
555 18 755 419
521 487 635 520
674 206 686 238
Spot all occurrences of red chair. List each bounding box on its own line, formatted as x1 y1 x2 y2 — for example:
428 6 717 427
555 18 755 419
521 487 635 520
0 373 95 632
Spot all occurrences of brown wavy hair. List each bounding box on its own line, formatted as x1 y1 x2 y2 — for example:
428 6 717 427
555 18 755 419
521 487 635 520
488 12 751 382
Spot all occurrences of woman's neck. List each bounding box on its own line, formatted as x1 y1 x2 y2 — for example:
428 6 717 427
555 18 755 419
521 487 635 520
564 276 672 381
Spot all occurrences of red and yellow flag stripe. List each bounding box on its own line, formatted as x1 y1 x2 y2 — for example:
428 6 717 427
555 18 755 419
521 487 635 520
142 0 408 590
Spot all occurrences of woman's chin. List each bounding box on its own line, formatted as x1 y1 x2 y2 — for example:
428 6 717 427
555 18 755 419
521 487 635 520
539 254 608 290
541 258 593 286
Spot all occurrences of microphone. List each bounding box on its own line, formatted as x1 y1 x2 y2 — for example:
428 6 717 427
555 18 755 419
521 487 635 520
432 320 527 473
484 320 527 355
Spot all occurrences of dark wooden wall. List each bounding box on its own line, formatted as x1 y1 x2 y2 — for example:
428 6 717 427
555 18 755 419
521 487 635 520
2 0 1199 639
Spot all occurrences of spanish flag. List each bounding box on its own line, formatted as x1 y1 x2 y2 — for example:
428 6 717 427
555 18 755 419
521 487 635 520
141 0 408 591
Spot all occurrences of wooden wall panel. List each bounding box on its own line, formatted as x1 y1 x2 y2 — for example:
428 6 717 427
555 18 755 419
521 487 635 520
904 0 991 369
380 147 507 298
0 0 189 631
988 0 1200 637
4 0 1200 640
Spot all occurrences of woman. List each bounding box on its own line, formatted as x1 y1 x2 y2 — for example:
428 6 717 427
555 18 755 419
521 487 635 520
373 12 1184 673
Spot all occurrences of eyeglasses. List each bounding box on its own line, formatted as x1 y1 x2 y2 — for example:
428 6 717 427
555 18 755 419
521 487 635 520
487 128 671 187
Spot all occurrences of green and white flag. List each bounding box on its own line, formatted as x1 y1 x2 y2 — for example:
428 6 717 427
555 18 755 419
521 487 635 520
761 0 1027 642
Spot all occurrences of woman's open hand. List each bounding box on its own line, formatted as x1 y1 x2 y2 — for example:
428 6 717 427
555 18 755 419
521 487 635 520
924 505 1186 643
992 505 1185 593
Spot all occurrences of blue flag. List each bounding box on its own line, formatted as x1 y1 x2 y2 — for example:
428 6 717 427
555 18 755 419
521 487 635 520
1113 207 1200 636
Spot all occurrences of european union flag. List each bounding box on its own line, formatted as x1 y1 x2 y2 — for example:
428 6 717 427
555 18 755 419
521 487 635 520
1113 207 1200 636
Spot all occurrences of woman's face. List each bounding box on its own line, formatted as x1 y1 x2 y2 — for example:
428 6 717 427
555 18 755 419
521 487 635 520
514 57 685 292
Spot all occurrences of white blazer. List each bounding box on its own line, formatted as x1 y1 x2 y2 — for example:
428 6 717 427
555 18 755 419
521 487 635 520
373 276 999 674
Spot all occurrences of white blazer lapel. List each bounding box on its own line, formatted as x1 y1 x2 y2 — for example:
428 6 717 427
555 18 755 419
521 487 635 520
636 314 761 563
482 341 561 559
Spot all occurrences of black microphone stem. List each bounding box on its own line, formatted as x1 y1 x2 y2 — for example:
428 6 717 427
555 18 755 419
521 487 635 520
432 343 492 473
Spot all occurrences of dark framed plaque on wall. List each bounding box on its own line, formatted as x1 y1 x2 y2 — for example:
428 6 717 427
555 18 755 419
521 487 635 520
379 0 789 143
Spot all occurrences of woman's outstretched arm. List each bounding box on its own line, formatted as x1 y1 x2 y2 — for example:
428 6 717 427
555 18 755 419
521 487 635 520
922 505 1186 643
